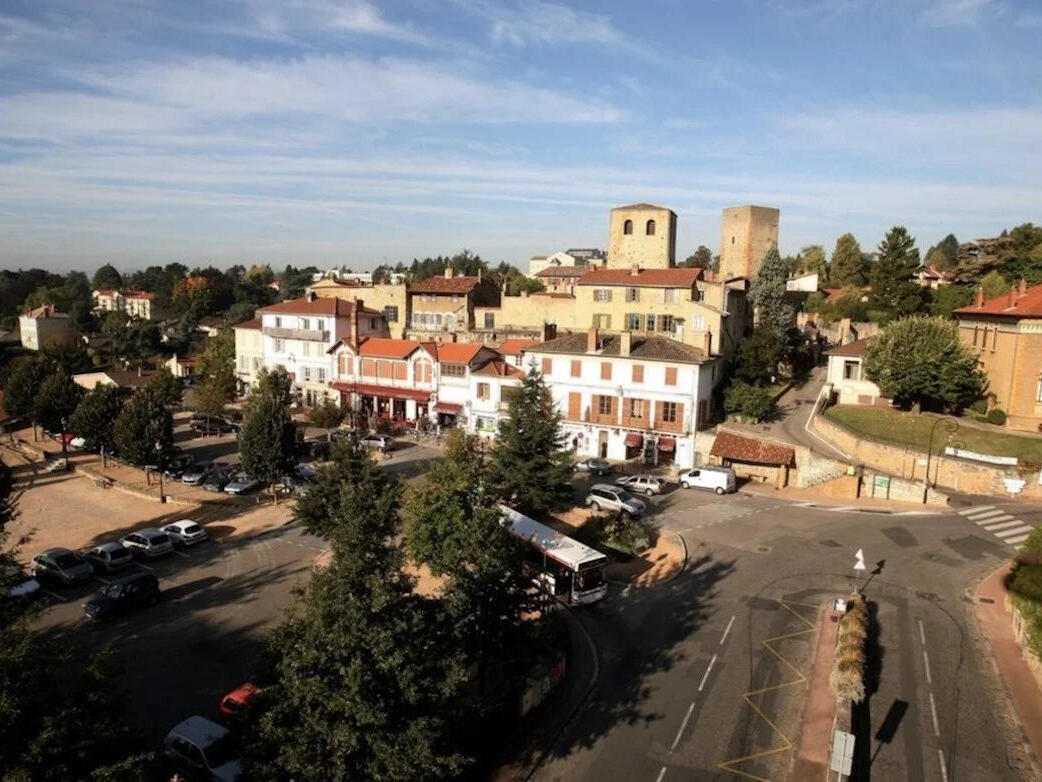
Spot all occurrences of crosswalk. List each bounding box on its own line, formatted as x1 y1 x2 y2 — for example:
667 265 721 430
958 505 1037 549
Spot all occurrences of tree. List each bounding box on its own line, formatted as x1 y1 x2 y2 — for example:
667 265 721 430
868 227 923 320
724 382 776 421
195 332 236 401
980 270 1010 300
35 369 84 434
748 245 793 338
683 246 714 269
489 368 573 515
829 233 867 287
239 367 297 502
863 316 985 412
797 245 828 280
92 264 123 291
929 285 974 318
242 438 470 780
113 388 173 465
195 376 229 429
309 398 345 441
145 369 182 409
924 234 959 271
3 355 53 428
734 324 784 385
70 385 126 453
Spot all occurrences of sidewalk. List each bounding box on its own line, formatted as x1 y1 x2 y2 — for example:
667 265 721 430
975 564 1042 774
738 480 946 514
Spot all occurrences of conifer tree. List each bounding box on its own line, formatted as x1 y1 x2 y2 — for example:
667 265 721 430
749 244 793 339
829 233 866 287
869 226 923 319
239 367 297 501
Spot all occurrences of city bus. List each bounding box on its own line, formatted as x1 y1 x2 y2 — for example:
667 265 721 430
499 505 609 606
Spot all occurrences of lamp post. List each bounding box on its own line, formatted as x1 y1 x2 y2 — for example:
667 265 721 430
923 417 958 503
155 441 166 503
60 416 70 470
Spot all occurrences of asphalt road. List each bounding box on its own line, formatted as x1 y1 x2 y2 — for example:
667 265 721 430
534 487 1038 782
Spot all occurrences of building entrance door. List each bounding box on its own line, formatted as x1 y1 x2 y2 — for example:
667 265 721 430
598 430 608 459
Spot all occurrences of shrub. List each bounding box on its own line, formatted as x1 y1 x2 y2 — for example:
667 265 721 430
578 513 651 555
829 598 869 704
724 382 777 422
1009 563 1042 604
969 398 988 415
985 409 1007 426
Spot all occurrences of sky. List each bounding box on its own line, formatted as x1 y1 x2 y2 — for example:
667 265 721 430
1 0 1041 273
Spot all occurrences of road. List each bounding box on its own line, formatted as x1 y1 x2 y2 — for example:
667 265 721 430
534 488 1038 781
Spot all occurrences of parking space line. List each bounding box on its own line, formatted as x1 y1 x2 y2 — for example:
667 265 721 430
698 654 717 692
720 615 736 645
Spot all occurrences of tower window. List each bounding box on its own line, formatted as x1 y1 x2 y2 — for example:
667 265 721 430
623 219 633 235
646 219 656 236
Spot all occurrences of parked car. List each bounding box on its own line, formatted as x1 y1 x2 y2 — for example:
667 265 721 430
360 433 392 452
83 572 160 621
218 683 261 720
678 466 737 495
280 473 312 498
584 484 647 517
84 542 135 573
162 520 209 547
163 454 196 479
162 716 242 782
203 468 235 492
191 416 237 435
614 474 666 496
120 529 174 560
304 440 332 461
2 565 41 600
181 462 211 485
223 472 260 495
32 548 94 585
576 458 611 476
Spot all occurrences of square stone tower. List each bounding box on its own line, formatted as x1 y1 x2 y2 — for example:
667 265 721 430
719 205 780 280
607 203 677 269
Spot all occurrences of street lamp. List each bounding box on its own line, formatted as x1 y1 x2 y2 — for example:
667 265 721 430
923 417 958 503
155 441 166 504
60 415 69 471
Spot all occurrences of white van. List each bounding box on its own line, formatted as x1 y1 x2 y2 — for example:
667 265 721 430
678 466 736 495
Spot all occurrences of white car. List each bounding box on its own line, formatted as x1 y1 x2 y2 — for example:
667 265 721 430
360 433 392 452
161 520 209 547
163 716 242 782
120 528 174 559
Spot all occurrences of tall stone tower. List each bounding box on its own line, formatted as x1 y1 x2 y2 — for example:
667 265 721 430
719 205 780 280
607 203 677 269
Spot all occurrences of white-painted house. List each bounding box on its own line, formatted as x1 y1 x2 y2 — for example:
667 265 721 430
468 360 524 438
825 338 884 406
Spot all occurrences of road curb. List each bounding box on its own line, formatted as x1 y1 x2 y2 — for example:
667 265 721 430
736 487 948 516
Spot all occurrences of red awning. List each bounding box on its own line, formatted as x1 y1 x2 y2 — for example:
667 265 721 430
331 382 431 403
624 433 644 448
657 437 676 452
434 402 462 415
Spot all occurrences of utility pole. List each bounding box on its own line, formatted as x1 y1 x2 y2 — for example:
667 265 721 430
155 441 166 503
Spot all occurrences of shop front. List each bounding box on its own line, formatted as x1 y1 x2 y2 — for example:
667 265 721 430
332 382 431 429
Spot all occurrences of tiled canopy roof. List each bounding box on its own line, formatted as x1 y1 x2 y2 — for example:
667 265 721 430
710 431 794 466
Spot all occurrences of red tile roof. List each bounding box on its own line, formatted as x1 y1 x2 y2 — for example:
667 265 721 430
576 267 702 288
356 338 431 360
953 281 1042 318
496 338 539 356
828 338 874 358
473 360 523 378
710 431 794 466
258 297 381 317
410 275 483 294
233 318 262 330
436 342 497 364
123 290 156 300
24 305 67 319
93 289 118 297
536 266 587 278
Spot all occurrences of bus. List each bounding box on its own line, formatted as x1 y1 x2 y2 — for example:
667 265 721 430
499 505 609 606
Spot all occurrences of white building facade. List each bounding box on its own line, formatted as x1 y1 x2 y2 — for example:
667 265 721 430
524 329 719 470
467 360 523 438
825 338 884 406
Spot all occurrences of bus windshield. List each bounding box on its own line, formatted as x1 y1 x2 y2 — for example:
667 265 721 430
575 565 605 593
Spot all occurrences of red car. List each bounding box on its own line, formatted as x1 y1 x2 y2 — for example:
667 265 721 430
218 682 260 720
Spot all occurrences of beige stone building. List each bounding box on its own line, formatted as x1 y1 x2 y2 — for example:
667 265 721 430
719 205 780 280
954 281 1042 431
607 204 677 270
307 278 409 339
405 270 501 339
19 305 76 351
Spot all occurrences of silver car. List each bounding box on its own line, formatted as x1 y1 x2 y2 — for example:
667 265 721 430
584 484 647 517
84 542 135 573
121 528 174 560
576 458 611 476
161 520 209 546
32 548 94 585
614 474 666 496
223 472 260 495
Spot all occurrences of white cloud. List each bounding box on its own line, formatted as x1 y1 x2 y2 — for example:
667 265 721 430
919 0 1004 28
484 0 623 47
285 0 430 44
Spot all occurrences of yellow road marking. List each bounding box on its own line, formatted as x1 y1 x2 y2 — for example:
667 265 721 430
717 599 818 781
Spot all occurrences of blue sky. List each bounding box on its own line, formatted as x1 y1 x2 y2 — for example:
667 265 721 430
1 0 1041 272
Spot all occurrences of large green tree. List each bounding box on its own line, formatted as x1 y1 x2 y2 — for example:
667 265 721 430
929 285 974 318
490 368 573 515
734 324 784 385
195 331 236 401
92 264 124 291
70 385 126 453
113 387 173 464
829 233 867 287
863 316 985 412
924 233 959 271
868 227 923 320
980 269 1011 300
309 398 345 441
683 245 714 269
3 355 53 429
35 369 84 434
239 367 297 501
145 369 183 409
242 438 470 781
748 245 793 338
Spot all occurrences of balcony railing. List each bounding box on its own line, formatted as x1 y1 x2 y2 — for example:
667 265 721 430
263 326 329 342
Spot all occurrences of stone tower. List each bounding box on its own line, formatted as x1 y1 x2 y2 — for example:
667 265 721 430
607 203 677 269
719 205 780 279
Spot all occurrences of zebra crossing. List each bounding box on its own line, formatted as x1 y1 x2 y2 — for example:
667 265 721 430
958 505 1037 549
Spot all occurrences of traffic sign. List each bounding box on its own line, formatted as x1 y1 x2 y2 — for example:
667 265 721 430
854 548 866 572
830 730 855 775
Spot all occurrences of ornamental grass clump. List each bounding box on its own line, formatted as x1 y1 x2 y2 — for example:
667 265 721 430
829 597 869 704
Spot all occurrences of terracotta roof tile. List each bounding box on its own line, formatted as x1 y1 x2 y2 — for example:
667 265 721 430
436 342 497 364
123 290 156 300
710 431 794 465
576 267 702 288
496 338 539 356
535 266 587 278
233 318 262 330
473 360 523 378
828 338 874 358
410 275 483 294
356 338 429 360
258 297 381 317
529 333 709 363
953 281 1042 318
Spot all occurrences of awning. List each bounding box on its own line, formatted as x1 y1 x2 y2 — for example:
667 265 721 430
624 433 644 448
331 382 431 403
434 402 462 415
657 437 676 452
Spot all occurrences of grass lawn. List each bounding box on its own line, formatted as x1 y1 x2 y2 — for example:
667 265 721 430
825 406 1042 466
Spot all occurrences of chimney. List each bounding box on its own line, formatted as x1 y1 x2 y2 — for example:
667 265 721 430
974 287 984 308
543 322 557 342
587 326 599 353
307 290 317 302
619 330 632 357
630 265 640 277
444 267 454 279
1020 278 1028 298
351 300 360 345
703 331 713 355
